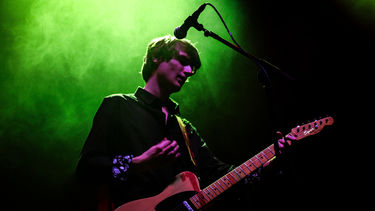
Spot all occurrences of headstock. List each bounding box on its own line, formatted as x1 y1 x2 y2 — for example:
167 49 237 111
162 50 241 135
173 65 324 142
290 116 334 140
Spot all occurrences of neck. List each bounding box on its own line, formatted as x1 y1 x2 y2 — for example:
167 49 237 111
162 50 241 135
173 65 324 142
144 80 170 103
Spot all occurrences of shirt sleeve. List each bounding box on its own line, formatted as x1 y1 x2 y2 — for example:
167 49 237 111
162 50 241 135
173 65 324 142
76 96 133 183
112 155 133 181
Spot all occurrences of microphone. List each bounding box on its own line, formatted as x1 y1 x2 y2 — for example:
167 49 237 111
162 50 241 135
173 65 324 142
174 3 207 39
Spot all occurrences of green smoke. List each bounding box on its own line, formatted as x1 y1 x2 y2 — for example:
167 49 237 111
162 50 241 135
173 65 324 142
0 0 251 208
2 0 245 148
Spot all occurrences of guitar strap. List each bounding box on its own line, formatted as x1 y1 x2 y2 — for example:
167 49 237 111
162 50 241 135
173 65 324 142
176 115 197 167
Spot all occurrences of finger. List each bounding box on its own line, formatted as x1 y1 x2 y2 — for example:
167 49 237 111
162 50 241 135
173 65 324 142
167 144 180 156
285 134 296 146
286 134 296 140
275 131 283 139
154 139 171 155
158 139 172 148
275 131 285 156
278 137 289 150
161 140 177 155
286 140 292 146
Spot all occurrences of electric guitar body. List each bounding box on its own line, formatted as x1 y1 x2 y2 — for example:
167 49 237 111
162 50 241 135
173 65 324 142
116 171 200 211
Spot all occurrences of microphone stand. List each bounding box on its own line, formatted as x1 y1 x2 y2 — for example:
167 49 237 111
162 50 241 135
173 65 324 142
187 4 299 177
187 2 295 87
193 23 296 135
201 28 295 88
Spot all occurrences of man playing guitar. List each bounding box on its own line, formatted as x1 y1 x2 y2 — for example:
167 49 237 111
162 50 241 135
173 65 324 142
76 35 296 211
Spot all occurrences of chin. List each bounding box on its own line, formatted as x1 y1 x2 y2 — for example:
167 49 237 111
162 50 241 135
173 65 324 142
170 83 183 93
172 86 182 93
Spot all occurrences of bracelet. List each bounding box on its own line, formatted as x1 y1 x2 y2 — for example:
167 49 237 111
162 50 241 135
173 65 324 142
112 154 133 181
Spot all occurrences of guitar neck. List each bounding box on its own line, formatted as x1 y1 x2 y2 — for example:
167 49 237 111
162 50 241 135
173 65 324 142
188 116 334 210
189 144 276 210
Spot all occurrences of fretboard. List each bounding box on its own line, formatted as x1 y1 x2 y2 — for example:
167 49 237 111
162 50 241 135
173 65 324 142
188 144 276 209
187 116 334 210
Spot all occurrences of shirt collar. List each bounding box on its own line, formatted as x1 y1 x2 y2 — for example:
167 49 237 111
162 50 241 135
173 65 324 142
134 87 180 115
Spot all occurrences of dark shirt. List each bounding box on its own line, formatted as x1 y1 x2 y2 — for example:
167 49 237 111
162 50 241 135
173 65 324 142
76 87 233 208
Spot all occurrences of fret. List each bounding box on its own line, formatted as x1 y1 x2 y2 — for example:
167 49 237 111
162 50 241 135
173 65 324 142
235 167 247 178
197 191 209 204
226 173 238 184
208 185 219 197
192 193 205 210
196 197 205 209
190 195 201 208
221 176 233 187
219 178 230 191
215 180 226 191
210 184 222 195
238 165 251 175
254 154 264 164
247 159 258 169
207 185 217 198
263 146 275 159
218 178 229 189
203 189 213 200
234 168 245 179
196 196 203 206
250 157 262 167
207 185 218 198
244 160 257 171
260 151 269 160
241 163 253 174
230 171 241 181
267 145 275 155
256 153 268 164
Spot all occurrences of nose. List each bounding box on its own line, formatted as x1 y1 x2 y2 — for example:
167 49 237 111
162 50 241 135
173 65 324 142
182 65 194 77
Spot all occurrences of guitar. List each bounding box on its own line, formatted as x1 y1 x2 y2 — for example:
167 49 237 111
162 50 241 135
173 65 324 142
115 117 334 211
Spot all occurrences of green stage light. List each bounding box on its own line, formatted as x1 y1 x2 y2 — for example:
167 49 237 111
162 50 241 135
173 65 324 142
1 0 248 169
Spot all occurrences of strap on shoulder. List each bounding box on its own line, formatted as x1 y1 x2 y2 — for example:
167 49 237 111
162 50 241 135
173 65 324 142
176 116 197 167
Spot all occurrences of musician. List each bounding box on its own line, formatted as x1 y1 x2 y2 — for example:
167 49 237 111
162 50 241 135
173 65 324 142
76 35 295 210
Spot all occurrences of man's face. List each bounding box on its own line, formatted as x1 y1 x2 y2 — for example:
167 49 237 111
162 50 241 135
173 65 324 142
154 50 195 93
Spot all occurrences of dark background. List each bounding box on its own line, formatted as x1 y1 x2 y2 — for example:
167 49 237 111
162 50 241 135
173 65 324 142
199 0 369 209
1 0 371 210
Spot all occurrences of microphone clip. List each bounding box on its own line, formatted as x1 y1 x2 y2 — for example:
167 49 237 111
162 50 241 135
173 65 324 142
184 15 204 32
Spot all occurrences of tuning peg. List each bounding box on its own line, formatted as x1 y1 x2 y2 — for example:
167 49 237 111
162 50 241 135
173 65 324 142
314 122 318 129
296 125 300 132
